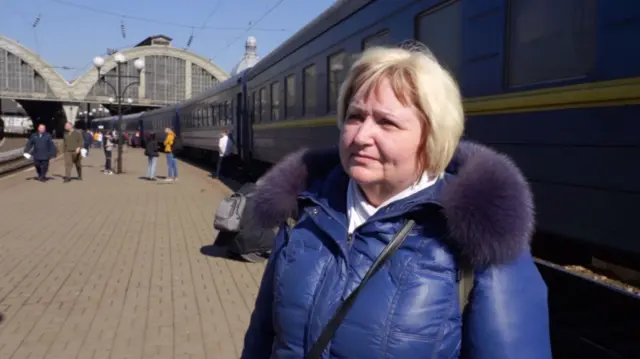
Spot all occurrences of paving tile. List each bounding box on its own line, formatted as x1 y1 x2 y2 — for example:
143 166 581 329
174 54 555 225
0 148 266 359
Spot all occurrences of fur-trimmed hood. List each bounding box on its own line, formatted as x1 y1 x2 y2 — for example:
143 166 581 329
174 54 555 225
247 141 535 266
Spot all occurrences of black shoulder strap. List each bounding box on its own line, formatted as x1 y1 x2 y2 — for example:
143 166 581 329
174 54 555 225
458 264 474 313
305 220 416 359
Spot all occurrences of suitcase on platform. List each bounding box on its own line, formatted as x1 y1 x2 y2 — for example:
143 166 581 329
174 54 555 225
213 183 276 263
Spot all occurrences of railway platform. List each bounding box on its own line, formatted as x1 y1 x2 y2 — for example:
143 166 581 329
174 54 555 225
0 149 265 359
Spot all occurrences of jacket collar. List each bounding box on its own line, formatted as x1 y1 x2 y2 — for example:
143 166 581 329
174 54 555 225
246 141 534 266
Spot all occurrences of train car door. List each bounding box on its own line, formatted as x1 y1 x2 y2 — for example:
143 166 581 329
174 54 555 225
235 92 244 161
237 71 251 163
173 105 181 136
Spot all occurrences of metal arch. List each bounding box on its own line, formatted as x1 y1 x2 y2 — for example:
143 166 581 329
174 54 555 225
71 45 230 101
0 36 71 99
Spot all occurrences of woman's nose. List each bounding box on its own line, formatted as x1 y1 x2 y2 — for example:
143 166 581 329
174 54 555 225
353 117 377 145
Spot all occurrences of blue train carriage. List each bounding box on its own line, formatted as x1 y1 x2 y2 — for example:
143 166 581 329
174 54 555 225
120 112 144 147
243 0 640 258
244 0 374 166
91 113 142 145
178 70 248 163
139 105 178 149
90 117 114 132
462 0 640 259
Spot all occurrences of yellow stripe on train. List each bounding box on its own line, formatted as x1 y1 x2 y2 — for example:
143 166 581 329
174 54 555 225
253 77 640 130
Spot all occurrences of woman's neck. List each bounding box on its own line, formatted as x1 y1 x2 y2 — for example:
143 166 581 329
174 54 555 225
358 183 401 207
358 172 435 207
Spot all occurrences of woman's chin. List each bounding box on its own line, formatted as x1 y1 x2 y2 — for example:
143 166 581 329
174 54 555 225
348 165 381 185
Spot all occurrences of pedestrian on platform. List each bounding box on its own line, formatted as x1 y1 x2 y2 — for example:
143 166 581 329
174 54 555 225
103 131 114 175
214 129 233 178
144 132 159 180
94 130 103 149
163 127 178 182
62 122 84 183
23 123 56 182
241 45 552 359
83 129 92 155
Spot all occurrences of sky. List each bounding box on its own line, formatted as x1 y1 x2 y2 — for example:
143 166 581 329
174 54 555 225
0 0 337 81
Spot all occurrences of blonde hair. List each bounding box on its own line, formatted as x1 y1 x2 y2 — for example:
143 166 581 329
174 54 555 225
336 44 464 176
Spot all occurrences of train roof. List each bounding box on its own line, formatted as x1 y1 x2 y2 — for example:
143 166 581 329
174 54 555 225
139 103 176 119
178 69 247 108
247 0 372 79
212 69 247 92
93 112 144 122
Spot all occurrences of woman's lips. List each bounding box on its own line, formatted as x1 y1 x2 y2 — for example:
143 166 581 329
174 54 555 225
351 153 377 162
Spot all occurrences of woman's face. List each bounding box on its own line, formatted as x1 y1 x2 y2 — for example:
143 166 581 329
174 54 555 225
339 77 424 193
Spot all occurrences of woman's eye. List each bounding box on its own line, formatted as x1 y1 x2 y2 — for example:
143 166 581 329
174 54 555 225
380 118 397 127
346 113 362 121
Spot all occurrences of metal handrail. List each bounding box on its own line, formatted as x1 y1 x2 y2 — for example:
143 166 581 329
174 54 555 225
0 148 25 163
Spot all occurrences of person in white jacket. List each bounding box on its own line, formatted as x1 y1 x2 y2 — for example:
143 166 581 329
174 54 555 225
215 130 233 178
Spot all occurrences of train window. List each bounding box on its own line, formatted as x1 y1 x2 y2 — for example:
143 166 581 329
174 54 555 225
227 101 232 124
209 104 216 127
230 99 235 124
285 74 295 119
416 0 462 78
271 81 280 121
303 65 316 116
506 0 595 86
222 101 226 125
252 91 259 124
363 30 389 50
328 51 346 113
224 101 230 125
260 87 268 122
221 102 226 125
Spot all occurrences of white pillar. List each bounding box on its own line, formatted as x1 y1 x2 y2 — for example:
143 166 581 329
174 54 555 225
139 66 146 100
62 104 80 124
185 60 192 99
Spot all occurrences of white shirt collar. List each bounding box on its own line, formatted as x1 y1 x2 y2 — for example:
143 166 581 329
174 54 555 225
346 172 439 234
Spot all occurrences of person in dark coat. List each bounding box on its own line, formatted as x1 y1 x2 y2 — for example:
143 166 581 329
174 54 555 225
23 123 56 182
62 121 84 182
241 46 552 359
144 132 159 180
83 129 92 155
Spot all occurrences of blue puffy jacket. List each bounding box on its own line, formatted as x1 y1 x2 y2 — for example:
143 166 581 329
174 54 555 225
241 141 552 359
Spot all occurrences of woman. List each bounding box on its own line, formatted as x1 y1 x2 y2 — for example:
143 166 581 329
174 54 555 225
163 128 178 181
144 132 159 180
103 131 114 175
241 45 552 359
